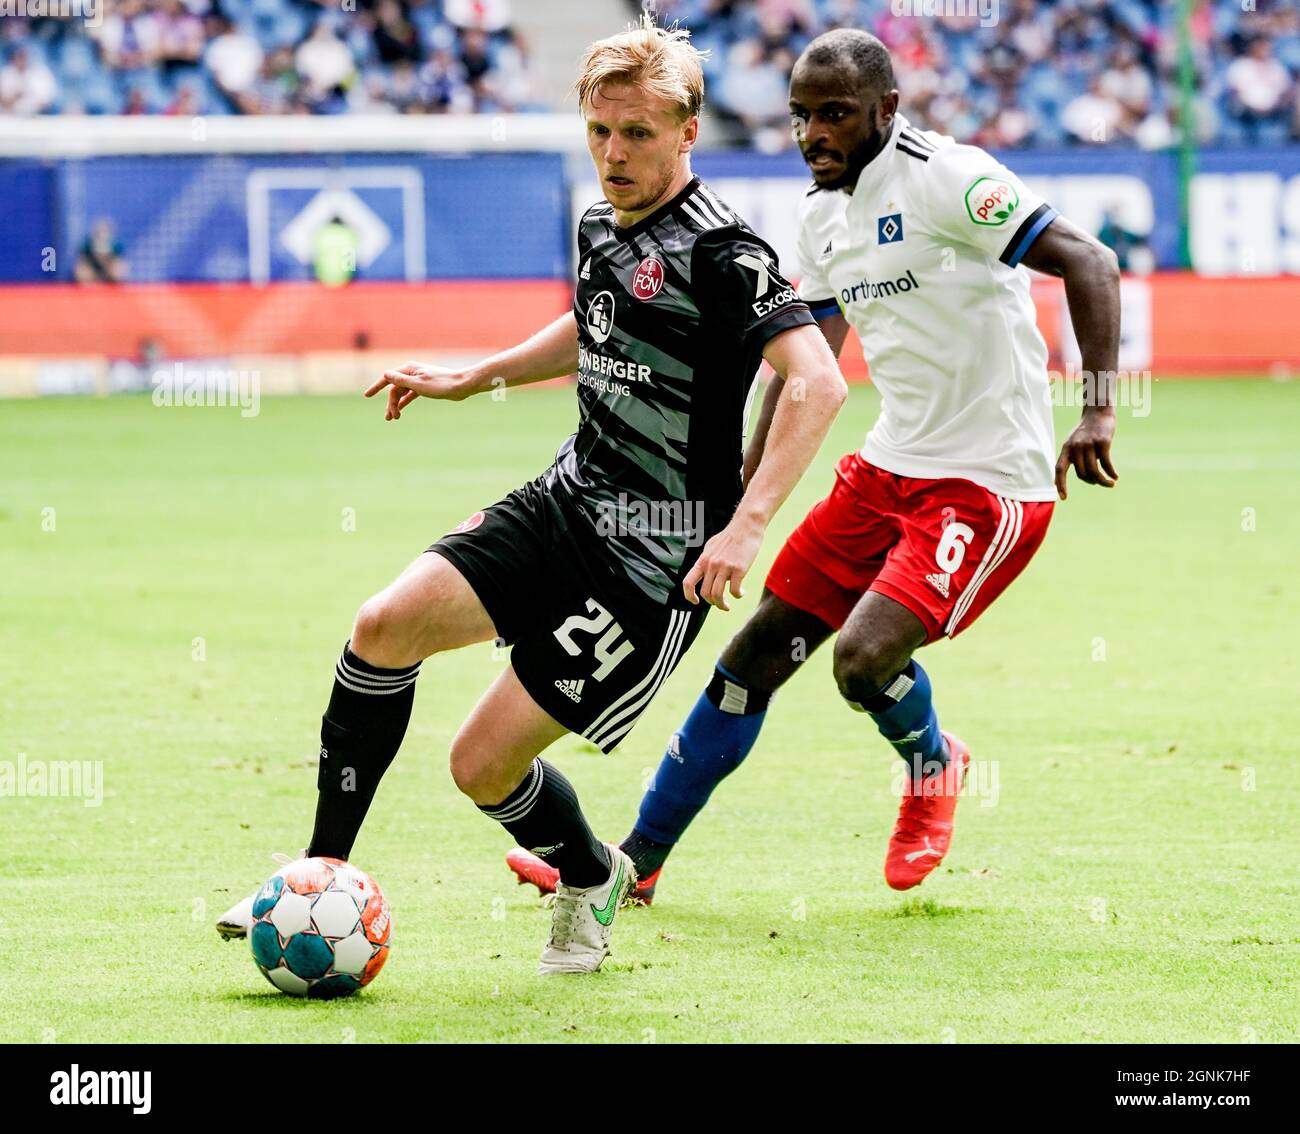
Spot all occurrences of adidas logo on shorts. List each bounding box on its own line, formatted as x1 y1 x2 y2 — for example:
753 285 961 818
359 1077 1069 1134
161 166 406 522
925 571 951 598
554 678 585 703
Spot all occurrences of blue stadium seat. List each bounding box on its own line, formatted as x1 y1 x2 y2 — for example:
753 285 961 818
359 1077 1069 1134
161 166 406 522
82 76 125 115
56 36 98 82
249 0 286 19
271 10 310 50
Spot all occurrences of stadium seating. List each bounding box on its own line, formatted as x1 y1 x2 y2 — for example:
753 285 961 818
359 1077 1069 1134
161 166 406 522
0 0 1296 147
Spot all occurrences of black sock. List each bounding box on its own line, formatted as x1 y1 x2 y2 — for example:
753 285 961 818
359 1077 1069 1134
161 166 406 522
307 641 420 860
620 829 673 880
479 759 610 888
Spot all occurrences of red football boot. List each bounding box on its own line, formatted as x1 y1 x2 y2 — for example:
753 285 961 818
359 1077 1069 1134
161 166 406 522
506 848 660 906
884 731 971 891
505 847 559 895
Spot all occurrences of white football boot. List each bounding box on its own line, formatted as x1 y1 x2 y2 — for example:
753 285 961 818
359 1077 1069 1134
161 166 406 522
215 850 303 940
537 846 636 975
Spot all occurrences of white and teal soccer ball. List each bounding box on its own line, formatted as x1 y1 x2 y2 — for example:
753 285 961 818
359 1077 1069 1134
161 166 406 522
248 857 392 999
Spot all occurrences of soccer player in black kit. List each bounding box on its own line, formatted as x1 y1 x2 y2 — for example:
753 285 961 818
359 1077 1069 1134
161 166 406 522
216 22 847 974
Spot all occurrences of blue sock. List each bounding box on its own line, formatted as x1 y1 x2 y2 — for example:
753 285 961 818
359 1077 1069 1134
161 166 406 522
851 659 948 779
628 664 771 864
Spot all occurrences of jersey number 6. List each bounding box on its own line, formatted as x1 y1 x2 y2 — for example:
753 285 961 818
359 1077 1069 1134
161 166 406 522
553 598 635 682
935 523 975 572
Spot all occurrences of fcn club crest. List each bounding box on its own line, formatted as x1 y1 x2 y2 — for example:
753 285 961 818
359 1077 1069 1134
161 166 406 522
632 256 665 300
450 510 485 534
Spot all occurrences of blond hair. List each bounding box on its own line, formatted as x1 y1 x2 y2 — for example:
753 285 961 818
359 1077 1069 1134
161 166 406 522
575 18 707 121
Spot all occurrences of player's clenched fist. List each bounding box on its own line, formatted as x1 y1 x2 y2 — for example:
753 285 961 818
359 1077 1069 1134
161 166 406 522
365 360 477 420
1054 407 1119 500
682 515 764 611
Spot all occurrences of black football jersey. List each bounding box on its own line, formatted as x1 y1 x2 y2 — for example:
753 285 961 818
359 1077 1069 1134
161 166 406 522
547 176 815 605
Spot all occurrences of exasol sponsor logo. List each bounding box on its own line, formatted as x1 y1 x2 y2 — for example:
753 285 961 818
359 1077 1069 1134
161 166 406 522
753 285 798 318
839 269 921 304
577 346 652 384
50 1065 151 1114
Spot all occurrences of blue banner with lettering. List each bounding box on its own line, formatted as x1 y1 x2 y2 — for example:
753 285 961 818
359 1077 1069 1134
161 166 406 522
1 146 1298 283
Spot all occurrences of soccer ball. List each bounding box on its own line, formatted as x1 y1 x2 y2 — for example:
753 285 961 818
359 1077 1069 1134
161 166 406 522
249 857 391 999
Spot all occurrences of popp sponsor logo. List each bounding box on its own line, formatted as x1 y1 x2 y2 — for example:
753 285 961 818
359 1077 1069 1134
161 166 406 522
964 176 1019 226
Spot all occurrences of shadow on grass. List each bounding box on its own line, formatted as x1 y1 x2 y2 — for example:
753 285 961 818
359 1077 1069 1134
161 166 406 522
219 988 391 1008
876 898 987 919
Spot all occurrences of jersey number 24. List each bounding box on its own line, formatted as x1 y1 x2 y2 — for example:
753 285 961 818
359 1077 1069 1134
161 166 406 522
553 599 635 681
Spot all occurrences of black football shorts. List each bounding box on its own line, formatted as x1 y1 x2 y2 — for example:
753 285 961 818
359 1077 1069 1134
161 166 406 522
428 473 709 752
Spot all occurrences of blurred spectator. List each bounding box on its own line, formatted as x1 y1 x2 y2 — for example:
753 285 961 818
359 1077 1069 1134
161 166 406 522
444 0 513 34
247 48 300 115
1101 43 1153 130
1097 208 1155 276
97 0 161 72
977 90 1035 149
0 47 56 115
295 19 356 104
313 214 358 286
374 0 422 67
1062 76 1127 145
205 16 263 105
165 82 202 118
459 28 493 88
155 0 206 77
716 39 794 153
1225 37 1293 142
0 0 1294 142
422 44 475 113
75 219 129 285
109 338 164 394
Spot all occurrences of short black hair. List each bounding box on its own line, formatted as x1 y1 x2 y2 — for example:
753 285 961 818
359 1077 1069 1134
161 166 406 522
795 29 895 93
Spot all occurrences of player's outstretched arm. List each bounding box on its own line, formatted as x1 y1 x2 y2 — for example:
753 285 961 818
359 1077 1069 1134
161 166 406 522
684 322 848 610
741 311 850 488
364 312 580 421
1021 216 1123 500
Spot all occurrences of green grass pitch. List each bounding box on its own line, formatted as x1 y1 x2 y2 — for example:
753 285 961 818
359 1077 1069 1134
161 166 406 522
2 379 1297 1043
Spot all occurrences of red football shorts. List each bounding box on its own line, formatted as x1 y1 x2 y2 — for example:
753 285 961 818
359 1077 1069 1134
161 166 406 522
766 452 1054 643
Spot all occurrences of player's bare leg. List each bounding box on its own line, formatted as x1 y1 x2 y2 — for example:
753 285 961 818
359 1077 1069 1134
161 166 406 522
507 591 835 901
349 549 501 668
453 668 634 974
830 590 926 704
216 551 497 938
719 590 837 689
834 591 969 890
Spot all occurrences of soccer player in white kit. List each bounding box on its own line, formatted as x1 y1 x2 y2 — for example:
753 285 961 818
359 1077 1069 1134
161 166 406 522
507 28 1122 904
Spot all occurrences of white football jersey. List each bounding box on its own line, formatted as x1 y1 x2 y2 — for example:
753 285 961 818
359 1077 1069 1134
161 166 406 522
797 113 1059 501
